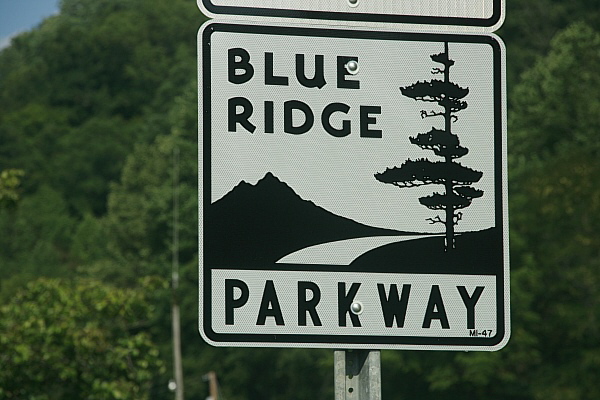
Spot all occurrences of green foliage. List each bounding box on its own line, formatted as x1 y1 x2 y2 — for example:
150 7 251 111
0 278 165 399
0 169 24 208
499 0 600 87
189 347 333 400
0 0 202 215
0 2 205 396
507 22 600 400
0 104 72 192
510 22 600 160
0 186 77 299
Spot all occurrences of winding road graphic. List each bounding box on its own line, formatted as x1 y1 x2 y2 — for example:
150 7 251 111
276 235 440 265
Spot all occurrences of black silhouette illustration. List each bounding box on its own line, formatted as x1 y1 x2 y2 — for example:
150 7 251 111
374 42 483 252
206 172 406 267
207 172 502 274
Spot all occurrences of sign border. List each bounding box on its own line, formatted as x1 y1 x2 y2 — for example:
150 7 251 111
197 0 504 31
198 20 509 351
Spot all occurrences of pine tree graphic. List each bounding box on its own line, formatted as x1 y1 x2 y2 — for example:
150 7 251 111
375 42 483 252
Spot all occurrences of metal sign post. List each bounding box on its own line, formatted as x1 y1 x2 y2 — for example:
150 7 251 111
335 350 381 400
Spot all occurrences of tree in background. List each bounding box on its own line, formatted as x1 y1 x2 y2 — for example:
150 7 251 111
498 0 600 87
0 0 200 216
0 1 204 398
0 0 201 288
0 278 165 399
375 42 483 251
507 22 600 400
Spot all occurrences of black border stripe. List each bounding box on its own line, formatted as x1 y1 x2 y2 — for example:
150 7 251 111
201 0 503 28
201 22 506 348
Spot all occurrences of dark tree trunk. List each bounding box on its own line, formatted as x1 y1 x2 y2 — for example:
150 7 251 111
443 41 455 252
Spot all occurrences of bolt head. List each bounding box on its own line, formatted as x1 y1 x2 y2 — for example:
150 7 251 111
351 302 363 314
346 60 359 75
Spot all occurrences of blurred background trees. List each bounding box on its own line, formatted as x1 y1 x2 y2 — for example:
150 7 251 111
0 278 165 399
0 0 599 398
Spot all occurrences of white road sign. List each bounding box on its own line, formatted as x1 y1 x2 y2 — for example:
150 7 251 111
197 0 505 31
198 21 509 350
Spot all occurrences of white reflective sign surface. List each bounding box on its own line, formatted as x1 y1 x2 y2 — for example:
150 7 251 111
199 21 509 350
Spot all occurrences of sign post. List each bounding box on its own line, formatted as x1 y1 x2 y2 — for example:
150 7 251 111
199 21 508 351
335 350 381 400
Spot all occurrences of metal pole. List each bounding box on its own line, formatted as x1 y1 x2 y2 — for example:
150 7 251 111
171 303 184 400
334 350 381 400
207 371 219 400
172 147 184 400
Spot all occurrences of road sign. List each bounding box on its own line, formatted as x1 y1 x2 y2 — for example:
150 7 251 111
198 21 509 350
197 0 505 31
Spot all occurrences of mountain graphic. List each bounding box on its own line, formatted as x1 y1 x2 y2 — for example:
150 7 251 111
204 172 408 267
